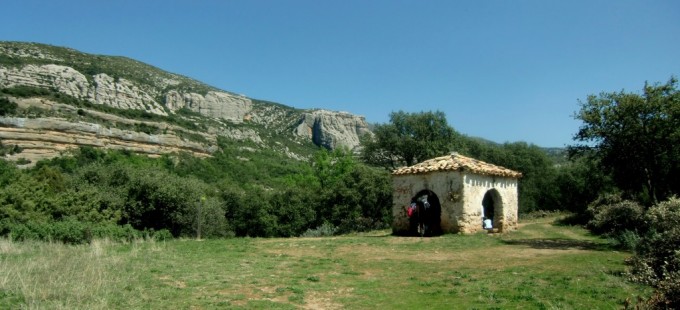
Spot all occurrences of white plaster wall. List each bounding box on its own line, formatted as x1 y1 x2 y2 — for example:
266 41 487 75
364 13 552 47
392 171 519 234
461 173 519 233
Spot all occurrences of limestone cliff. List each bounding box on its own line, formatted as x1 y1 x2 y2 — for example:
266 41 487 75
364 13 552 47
294 109 372 151
0 97 221 166
0 41 373 164
0 63 253 122
165 90 252 122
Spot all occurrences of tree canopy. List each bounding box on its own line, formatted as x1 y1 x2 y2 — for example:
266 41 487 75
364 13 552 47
571 78 680 205
360 110 458 168
360 110 569 213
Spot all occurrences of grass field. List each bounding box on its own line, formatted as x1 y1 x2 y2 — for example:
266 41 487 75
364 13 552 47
0 216 649 309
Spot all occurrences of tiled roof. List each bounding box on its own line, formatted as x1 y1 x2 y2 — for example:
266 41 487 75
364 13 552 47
392 153 522 178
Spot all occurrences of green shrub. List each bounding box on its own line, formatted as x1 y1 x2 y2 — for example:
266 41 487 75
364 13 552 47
640 272 680 309
519 210 562 220
627 197 680 307
90 223 140 242
6 222 41 241
186 197 232 238
0 159 19 187
231 198 277 237
4 220 88 244
613 229 642 251
586 198 646 236
10 144 22 155
50 219 91 244
15 158 31 165
268 188 317 237
628 198 680 283
2 219 140 244
301 222 337 237
0 97 18 116
152 229 173 241
4 220 141 244
134 122 161 135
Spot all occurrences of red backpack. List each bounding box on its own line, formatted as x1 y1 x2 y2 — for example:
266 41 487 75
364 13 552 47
407 203 416 217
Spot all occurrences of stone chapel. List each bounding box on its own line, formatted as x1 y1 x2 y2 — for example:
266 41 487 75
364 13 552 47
392 152 522 235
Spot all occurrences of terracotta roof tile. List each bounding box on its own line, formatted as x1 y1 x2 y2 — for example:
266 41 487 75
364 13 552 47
392 153 522 178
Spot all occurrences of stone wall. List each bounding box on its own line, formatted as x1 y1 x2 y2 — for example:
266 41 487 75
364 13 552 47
392 171 519 234
392 171 465 234
461 173 519 233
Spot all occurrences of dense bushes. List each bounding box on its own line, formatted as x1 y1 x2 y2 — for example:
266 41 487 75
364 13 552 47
301 222 338 237
586 196 680 307
312 149 392 234
626 199 680 294
0 145 393 242
0 97 18 116
3 220 140 244
586 194 646 237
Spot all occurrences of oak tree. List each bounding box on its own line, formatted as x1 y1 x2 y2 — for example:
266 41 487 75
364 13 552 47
571 78 680 205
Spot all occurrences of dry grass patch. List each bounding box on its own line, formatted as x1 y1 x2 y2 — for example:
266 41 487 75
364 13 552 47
0 239 130 309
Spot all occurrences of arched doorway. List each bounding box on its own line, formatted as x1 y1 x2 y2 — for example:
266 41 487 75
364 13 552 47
482 189 503 231
408 190 442 236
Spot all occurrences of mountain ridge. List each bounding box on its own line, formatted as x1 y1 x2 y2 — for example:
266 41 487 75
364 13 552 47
0 41 371 165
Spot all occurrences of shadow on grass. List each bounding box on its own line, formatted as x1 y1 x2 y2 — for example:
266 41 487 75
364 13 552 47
364 233 392 238
502 238 614 251
553 213 589 226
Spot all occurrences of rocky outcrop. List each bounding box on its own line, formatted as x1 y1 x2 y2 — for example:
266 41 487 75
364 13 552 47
0 64 253 122
294 109 372 150
0 96 274 165
0 116 213 166
0 42 376 163
165 90 252 123
91 73 164 114
0 64 167 115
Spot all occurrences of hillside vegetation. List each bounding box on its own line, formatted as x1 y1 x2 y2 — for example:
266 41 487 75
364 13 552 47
0 41 571 242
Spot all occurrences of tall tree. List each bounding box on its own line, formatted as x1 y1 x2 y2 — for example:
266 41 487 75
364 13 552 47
360 110 458 169
496 142 558 213
571 78 680 205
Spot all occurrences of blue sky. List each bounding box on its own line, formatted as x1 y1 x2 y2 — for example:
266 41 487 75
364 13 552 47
2 1 679 147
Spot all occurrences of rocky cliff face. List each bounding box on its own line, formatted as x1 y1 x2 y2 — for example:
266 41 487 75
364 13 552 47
165 90 252 122
0 97 220 166
0 42 372 164
0 63 253 122
0 116 212 164
294 109 371 151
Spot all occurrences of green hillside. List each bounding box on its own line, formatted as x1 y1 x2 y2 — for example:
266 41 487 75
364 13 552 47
0 41 575 241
